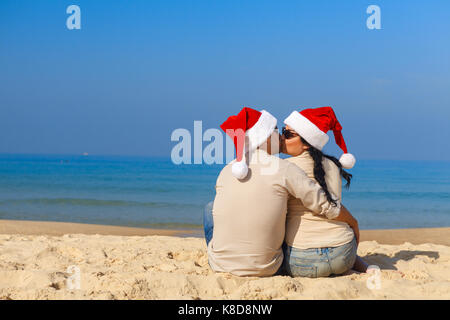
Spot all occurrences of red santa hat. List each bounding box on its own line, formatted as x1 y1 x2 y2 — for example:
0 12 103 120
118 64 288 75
220 107 277 179
284 106 356 169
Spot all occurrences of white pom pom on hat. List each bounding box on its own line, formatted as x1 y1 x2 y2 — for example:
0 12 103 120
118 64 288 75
231 160 249 180
339 153 356 169
284 106 356 169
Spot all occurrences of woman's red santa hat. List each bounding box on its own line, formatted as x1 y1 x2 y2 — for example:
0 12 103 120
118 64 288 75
220 107 277 179
284 106 356 169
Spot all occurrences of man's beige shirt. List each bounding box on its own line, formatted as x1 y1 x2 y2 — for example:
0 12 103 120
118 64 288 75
207 149 341 277
285 152 354 249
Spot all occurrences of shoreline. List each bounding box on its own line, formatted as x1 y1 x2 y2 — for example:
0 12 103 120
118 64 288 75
0 220 202 238
0 219 449 245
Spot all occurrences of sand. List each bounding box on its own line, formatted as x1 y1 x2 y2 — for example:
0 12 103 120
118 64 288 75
0 220 449 300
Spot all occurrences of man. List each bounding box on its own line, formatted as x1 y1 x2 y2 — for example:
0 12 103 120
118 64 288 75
204 107 358 277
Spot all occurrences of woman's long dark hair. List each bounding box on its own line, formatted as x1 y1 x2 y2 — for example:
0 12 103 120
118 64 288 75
301 137 352 206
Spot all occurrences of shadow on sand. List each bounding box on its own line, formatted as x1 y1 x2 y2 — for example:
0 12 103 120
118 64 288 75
362 250 440 270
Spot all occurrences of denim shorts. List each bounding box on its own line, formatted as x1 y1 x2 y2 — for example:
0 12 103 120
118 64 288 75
283 237 357 278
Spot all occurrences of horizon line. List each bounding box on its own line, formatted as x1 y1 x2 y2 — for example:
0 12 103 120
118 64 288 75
0 151 449 163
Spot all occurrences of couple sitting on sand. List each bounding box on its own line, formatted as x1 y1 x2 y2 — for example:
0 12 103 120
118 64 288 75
203 106 368 278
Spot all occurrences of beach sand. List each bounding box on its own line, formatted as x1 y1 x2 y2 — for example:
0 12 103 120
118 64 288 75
0 220 449 300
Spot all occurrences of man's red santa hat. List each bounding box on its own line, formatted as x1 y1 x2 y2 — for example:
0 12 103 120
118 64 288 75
284 106 356 169
220 107 277 179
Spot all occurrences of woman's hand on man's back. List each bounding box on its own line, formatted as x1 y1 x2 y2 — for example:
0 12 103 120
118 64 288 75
333 204 359 245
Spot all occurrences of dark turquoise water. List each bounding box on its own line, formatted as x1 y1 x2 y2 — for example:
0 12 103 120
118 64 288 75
0 154 449 230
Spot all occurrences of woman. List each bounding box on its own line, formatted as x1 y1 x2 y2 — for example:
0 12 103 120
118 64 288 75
281 107 368 278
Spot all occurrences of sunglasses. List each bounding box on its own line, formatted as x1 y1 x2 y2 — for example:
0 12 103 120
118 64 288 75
282 127 299 139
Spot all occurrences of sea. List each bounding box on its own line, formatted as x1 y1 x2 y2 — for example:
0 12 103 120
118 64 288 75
0 154 449 231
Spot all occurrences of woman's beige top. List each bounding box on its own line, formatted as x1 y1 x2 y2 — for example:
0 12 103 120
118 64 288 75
285 152 354 249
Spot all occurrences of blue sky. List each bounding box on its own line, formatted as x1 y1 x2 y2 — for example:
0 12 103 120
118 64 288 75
0 0 449 160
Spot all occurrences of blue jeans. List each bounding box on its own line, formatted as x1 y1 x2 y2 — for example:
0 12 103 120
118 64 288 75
203 201 214 246
283 237 357 278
